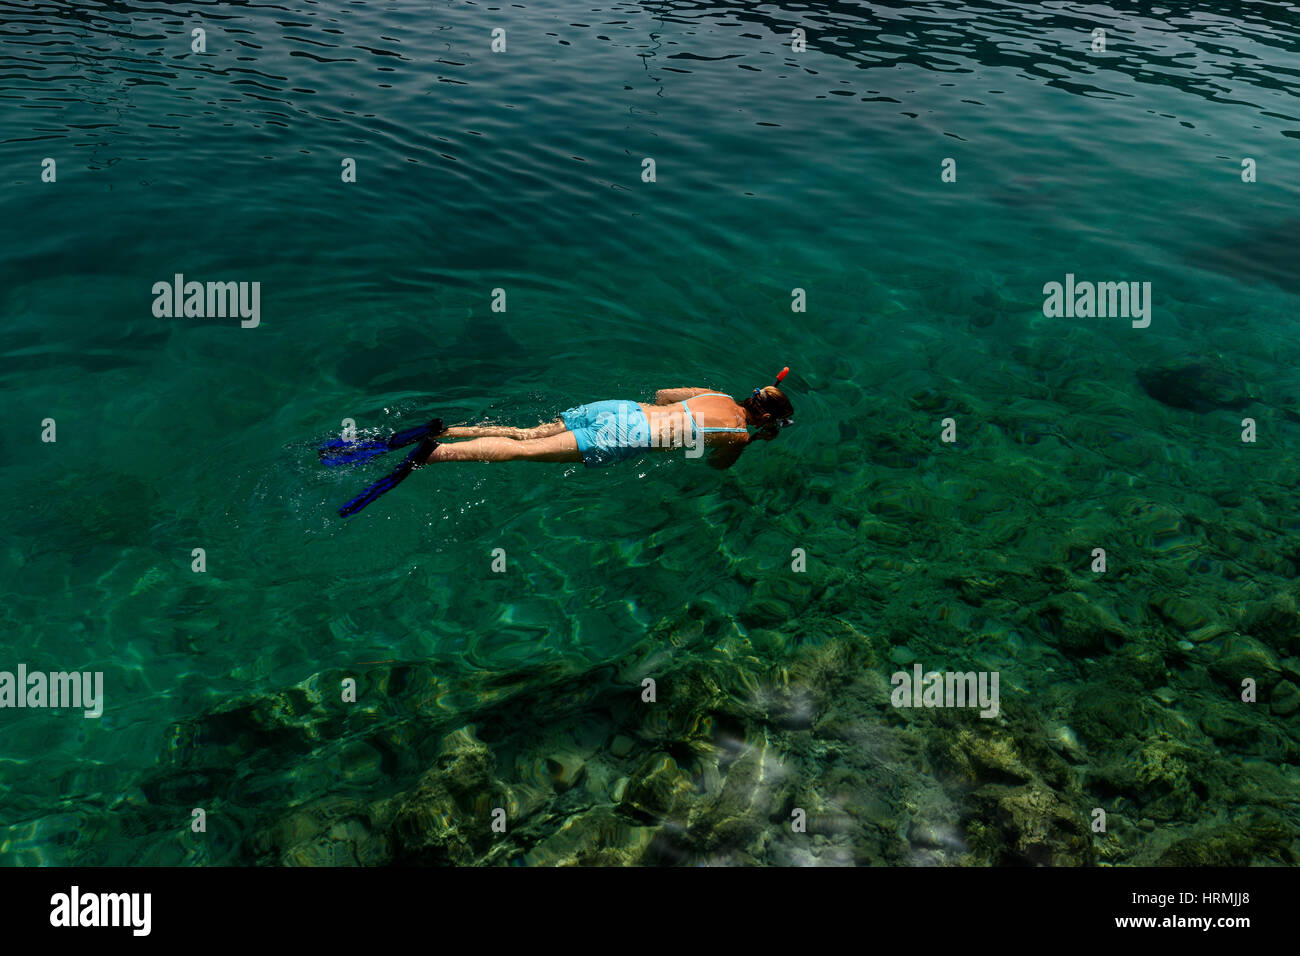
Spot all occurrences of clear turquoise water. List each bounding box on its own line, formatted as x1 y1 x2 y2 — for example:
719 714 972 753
2 1 1299 864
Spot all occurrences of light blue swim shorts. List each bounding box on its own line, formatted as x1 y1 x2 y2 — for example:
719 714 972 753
561 400 651 468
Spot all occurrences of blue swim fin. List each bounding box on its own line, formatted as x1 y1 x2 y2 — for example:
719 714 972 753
318 439 392 468
319 418 443 467
337 437 438 517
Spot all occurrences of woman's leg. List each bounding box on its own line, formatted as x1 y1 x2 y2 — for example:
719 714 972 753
425 429 583 463
441 419 568 440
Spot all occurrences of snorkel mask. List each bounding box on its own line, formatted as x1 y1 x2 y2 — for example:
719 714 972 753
753 366 795 428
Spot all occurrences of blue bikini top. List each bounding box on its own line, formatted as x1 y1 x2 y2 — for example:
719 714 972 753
683 393 749 434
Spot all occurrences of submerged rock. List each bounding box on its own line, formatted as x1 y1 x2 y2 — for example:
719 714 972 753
1030 592 1128 657
386 726 505 865
620 753 694 822
1243 592 1300 655
76 589 1300 867
967 782 1093 866
1270 680 1300 717
518 807 656 866
1136 360 1251 413
1154 813 1296 866
1208 634 1280 686
687 734 791 854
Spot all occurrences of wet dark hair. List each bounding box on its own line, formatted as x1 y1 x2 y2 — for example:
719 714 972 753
743 386 794 437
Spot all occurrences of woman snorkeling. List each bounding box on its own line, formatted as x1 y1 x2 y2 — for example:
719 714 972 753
321 368 796 516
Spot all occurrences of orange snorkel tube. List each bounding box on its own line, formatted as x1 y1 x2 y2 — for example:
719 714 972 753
753 367 794 428
753 367 790 399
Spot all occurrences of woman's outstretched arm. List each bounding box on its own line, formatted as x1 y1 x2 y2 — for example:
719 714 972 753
655 387 713 404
